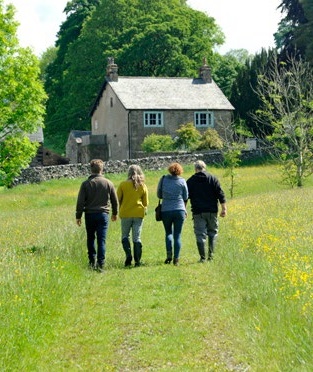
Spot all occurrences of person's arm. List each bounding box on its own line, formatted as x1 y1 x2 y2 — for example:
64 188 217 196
157 176 165 199
76 183 85 226
110 184 119 221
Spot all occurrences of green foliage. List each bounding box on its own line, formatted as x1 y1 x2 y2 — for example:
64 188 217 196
255 53 313 187
276 0 313 63
230 48 277 138
0 137 38 187
0 2 46 187
175 122 201 150
141 133 174 152
44 0 224 152
212 50 248 99
39 46 58 83
197 128 223 150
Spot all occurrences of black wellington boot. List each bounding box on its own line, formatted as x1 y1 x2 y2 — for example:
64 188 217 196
208 235 217 261
133 242 142 267
122 238 132 266
196 241 206 262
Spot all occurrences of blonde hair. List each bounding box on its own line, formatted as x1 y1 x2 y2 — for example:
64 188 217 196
127 164 145 189
90 159 104 174
168 162 183 176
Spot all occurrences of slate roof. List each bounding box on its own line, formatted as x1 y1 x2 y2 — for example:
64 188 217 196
91 76 234 114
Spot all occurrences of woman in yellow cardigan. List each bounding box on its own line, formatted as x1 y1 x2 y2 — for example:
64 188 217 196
117 165 149 267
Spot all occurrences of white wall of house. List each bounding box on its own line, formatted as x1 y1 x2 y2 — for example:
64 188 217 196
91 85 129 160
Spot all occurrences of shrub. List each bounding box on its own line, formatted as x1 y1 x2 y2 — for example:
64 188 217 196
197 128 223 150
141 133 174 152
175 123 201 151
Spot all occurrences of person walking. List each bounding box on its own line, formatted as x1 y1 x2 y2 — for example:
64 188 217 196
157 162 188 266
186 160 227 262
117 165 149 267
76 159 118 272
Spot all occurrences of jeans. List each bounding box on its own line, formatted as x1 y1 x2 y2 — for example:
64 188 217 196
85 213 109 267
161 210 185 259
121 217 143 243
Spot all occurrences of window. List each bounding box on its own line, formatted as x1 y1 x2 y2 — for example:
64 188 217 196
144 112 163 127
194 111 214 128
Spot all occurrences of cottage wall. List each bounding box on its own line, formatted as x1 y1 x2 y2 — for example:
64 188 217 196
92 85 129 160
129 109 233 158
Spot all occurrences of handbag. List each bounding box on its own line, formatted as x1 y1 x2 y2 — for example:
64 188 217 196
155 175 165 222
155 200 162 221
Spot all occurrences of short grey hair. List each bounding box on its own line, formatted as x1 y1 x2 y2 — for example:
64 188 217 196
194 160 206 171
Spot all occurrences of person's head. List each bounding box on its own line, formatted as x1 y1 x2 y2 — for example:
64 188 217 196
194 160 206 172
168 162 183 176
90 159 104 174
128 164 145 189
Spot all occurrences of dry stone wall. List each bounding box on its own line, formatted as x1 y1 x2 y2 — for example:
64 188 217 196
13 151 260 185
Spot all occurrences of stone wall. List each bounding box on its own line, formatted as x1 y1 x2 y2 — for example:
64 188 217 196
13 150 261 185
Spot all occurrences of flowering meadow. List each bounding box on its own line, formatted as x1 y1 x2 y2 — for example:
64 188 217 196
0 165 312 370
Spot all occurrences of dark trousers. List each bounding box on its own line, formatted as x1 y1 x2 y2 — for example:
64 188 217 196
85 213 109 268
162 210 185 259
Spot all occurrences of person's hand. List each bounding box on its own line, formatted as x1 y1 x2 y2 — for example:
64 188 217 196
111 215 117 222
76 218 82 226
220 210 227 218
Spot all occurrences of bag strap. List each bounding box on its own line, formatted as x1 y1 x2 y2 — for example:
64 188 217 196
159 175 165 200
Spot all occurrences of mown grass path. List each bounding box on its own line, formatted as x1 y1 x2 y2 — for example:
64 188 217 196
34 258 249 371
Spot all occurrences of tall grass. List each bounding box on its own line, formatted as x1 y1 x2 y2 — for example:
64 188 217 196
0 165 312 371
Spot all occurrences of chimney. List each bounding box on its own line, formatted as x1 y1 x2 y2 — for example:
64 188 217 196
106 57 118 82
199 57 212 83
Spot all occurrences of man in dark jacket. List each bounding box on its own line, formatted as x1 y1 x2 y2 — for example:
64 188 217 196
76 159 118 272
186 160 227 261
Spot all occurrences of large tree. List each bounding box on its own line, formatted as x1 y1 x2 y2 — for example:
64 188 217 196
276 0 313 63
44 0 100 152
230 48 277 137
44 0 224 152
0 1 46 187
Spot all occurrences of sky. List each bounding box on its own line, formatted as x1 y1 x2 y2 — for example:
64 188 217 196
3 0 282 56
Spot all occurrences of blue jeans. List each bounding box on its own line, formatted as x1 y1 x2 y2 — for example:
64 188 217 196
161 210 185 259
121 217 143 243
85 213 109 267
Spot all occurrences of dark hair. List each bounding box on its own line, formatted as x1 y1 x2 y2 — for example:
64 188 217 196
168 162 183 176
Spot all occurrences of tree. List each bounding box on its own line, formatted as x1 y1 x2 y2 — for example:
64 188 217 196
0 1 46 187
44 0 224 152
276 0 313 63
212 49 249 99
254 53 313 187
230 48 277 138
39 46 58 83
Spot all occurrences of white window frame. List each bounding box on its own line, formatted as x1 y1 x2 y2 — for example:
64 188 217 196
194 111 214 128
144 111 164 127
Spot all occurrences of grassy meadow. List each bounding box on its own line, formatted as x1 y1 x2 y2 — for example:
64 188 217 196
0 163 313 371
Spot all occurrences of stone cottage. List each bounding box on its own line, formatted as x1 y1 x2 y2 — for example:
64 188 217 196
66 58 234 162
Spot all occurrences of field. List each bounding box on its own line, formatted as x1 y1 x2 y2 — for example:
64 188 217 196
0 164 312 371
